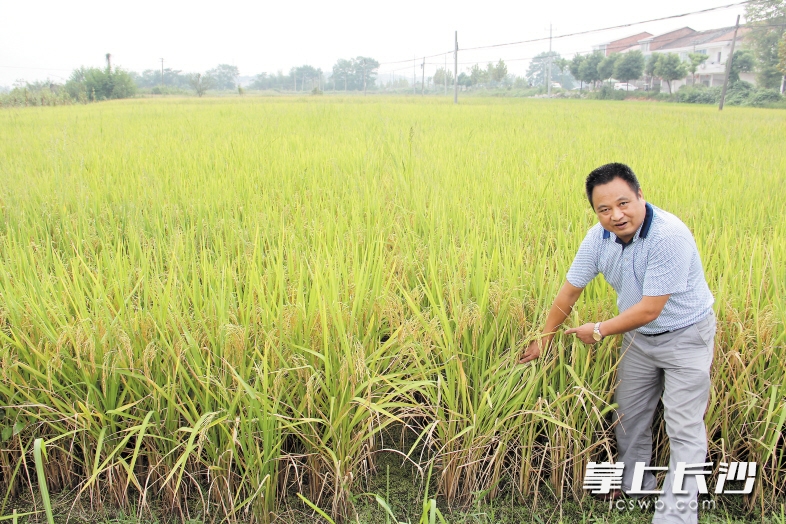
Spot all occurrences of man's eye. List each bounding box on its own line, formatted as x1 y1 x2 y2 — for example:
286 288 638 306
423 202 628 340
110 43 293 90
620 202 627 207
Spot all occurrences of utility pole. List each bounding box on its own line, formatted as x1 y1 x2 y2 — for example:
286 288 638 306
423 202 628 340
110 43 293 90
421 57 425 95
444 53 447 95
160 58 164 87
454 31 458 104
547 24 552 97
363 59 367 95
719 15 740 111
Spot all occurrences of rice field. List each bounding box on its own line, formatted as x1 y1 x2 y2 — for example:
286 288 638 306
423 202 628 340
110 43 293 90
0 96 784 523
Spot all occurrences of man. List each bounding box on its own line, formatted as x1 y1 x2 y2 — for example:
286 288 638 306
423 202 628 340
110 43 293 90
519 163 715 524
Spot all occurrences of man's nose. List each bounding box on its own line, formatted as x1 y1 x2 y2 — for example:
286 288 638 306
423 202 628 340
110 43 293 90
611 207 623 221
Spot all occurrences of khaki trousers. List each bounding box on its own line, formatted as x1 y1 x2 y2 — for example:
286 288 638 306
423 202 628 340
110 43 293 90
613 311 716 524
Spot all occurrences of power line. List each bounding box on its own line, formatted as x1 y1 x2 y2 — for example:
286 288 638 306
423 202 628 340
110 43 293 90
377 63 424 76
392 47 594 73
5 2 762 82
378 1 750 67
460 1 751 52
379 52 451 67
444 49 596 66
395 17 780 73
0 65 73 71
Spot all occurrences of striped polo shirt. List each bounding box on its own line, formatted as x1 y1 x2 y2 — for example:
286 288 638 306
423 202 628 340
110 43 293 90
566 202 714 335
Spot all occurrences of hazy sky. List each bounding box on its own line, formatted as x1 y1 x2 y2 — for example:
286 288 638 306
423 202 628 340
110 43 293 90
0 0 748 86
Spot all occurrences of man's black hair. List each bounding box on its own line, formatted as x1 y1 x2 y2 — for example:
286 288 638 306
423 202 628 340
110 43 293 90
585 163 641 207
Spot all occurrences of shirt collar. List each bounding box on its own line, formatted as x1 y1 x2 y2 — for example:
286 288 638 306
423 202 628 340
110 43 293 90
602 202 654 244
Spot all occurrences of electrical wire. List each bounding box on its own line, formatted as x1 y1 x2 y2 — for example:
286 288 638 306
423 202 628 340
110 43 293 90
0 65 73 71
460 1 751 52
377 1 751 67
5 2 767 81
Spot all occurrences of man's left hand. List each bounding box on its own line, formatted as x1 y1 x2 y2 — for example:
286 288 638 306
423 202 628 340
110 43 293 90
564 323 598 344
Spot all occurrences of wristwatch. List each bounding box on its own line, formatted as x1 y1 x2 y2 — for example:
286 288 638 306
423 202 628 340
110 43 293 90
593 322 603 342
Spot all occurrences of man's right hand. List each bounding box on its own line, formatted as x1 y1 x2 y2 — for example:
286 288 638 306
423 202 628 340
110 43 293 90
518 338 546 364
517 281 583 365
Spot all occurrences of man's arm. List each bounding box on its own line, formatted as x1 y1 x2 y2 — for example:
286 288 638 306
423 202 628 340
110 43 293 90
564 294 669 344
519 281 584 364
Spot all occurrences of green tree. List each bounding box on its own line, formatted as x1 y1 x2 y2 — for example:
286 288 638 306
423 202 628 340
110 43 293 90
188 73 211 97
65 61 136 102
613 51 645 88
778 34 786 92
65 68 89 100
109 69 136 99
433 67 454 86
249 71 291 91
570 54 587 90
328 57 378 91
551 57 574 89
578 51 604 88
491 59 508 82
653 53 688 94
687 53 709 85
745 0 786 89
331 59 353 91
729 49 756 83
485 62 496 83
132 68 190 89
384 77 410 89
469 64 489 85
526 51 573 88
352 57 379 90
645 53 660 89
597 54 619 85
554 58 569 74
250 72 270 90
292 65 322 91
205 64 239 90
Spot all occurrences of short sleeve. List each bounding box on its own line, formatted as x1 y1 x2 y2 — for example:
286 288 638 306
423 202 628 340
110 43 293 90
642 236 692 296
566 231 599 288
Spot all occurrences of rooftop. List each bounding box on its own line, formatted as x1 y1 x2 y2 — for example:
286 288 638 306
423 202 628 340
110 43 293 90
604 32 653 55
657 26 749 50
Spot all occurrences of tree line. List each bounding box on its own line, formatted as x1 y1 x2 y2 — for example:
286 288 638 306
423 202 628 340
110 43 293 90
3 0 783 105
131 57 382 95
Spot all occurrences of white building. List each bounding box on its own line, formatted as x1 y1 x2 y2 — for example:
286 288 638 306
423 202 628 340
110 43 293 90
596 26 755 90
646 26 754 90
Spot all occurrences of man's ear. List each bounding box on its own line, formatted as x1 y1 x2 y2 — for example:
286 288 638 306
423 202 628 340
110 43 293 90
637 188 643 200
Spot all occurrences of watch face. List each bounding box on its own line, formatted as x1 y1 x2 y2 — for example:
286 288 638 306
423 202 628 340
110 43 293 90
593 332 602 341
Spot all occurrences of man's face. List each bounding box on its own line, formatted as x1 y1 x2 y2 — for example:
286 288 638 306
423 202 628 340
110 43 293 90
591 177 646 244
